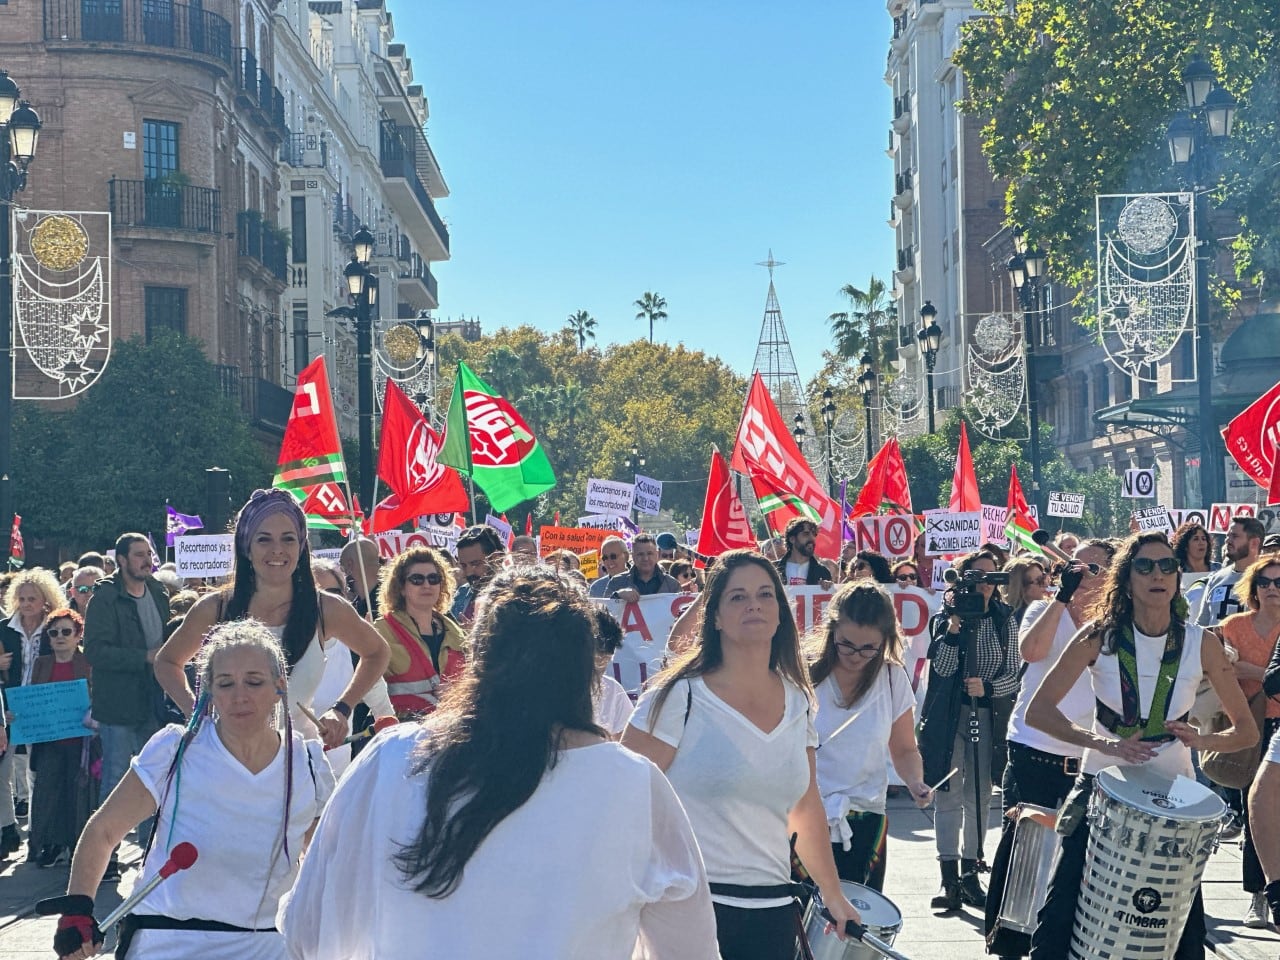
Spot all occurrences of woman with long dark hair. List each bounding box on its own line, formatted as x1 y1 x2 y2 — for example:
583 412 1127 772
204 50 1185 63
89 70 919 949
155 489 390 749
1172 522 1219 575
808 582 930 891
623 549 860 959
1025 532 1257 960
281 568 716 959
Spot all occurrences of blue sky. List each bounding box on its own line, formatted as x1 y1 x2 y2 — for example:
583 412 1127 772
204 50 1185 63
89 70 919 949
400 2 894 381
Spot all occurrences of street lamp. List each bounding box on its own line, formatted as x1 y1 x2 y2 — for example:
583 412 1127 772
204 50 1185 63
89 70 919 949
1166 53 1237 505
821 389 837 497
857 356 875 464
1008 243 1047 517
344 225 378 510
916 300 942 433
624 444 646 471
0 71 40 536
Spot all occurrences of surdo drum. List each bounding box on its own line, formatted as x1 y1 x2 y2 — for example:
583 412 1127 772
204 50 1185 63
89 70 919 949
1069 766 1225 959
800 881 903 960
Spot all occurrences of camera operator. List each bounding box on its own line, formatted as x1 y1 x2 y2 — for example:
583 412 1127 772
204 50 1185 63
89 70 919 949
918 550 1020 913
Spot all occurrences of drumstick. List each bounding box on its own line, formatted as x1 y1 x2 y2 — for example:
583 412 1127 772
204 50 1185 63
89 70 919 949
817 706 869 749
98 843 199 928
296 702 324 728
326 715 397 751
927 768 959 793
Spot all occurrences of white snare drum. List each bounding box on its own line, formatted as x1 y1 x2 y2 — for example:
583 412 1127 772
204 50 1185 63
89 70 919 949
801 881 903 960
996 804 1060 935
1070 765 1224 960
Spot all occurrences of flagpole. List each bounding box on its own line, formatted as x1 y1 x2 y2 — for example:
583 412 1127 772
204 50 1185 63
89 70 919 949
467 475 477 526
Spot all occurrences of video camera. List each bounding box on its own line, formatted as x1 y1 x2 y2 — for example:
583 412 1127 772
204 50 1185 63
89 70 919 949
943 567 1010 619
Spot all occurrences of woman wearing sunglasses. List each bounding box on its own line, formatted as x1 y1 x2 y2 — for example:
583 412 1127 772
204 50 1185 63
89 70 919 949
1001 558 1049 629
807 582 930 891
890 561 920 590
375 546 467 719
1025 532 1258 960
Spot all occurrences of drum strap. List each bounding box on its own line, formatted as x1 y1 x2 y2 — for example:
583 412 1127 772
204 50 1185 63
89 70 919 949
1101 622 1184 741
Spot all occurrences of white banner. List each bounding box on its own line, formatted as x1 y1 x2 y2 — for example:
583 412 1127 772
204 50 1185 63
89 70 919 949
922 510 982 556
585 478 635 518
174 534 235 579
374 526 459 561
633 474 663 514
981 504 1010 549
1047 492 1085 518
1131 506 1173 534
1168 508 1208 530
1122 468 1156 499
849 514 916 559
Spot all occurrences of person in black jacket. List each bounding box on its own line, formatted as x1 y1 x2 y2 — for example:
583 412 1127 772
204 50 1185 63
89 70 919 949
774 518 835 587
919 550 1020 913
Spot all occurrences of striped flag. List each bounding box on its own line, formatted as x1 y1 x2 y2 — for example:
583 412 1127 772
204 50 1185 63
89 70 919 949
272 358 351 531
1004 463 1042 555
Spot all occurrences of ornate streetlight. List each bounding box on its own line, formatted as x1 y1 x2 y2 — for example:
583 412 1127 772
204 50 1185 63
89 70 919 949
857 352 875 464
1008 241 1048 516
624 444 646 471
916 300 942 433
821 388 837 497
343 225 378 509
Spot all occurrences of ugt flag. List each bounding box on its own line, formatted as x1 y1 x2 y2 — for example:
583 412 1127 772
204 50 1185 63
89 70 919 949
437 362 555 512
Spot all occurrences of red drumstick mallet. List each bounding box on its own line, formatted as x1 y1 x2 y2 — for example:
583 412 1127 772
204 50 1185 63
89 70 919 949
98 843 199 928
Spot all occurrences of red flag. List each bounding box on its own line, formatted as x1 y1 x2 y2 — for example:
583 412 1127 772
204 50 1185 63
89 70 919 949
1270 465 1280 506
882 437 913 514
1223 378 1280 489
696 448 757 562
554 510 561 526
369 379 469 534
1004 463 1041 553
524 513 533 536
731 373 842 557
849 437 914 517
948 421 981 512
849 442 890 518
273 358 347 496
8 515 23 569
301 484 363 535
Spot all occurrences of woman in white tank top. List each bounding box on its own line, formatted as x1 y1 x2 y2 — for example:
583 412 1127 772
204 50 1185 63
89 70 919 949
1024 532 1258 960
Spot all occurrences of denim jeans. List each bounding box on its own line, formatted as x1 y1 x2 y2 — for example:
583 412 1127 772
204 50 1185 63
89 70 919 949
98 720 160 843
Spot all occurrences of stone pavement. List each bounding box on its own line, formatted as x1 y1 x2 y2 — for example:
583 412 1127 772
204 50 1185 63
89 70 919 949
0 794 1276 958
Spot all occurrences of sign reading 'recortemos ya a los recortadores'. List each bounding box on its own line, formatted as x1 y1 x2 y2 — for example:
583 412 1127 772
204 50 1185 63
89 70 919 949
584 478 635 518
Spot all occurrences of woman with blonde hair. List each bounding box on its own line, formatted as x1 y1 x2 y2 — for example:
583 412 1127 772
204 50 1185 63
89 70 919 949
1001 557 1049 628
375 546 466 719
807 582 930 891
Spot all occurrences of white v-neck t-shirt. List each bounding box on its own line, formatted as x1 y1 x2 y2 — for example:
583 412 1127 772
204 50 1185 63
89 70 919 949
630 676 817 908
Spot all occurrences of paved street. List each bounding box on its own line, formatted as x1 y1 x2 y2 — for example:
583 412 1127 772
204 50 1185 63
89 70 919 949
0 795 1275 958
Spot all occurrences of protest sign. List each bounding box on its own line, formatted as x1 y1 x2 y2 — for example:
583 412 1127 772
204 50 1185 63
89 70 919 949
850 514 916 559
7 680 91 745
374 526 459 561
633 474 663 515
685 528 700 546
485 513 513 544
1132 506 1173 534
579 550 599 580
1047 492 1085 518
577 514 624 531
585 478 635 518
1168 508 1208 530
539 525 613 556
312 548 343 562
922 510 981 556
174 534 235 579
1208 503 1256 534
981 504 1010 549
930 560 950 592
1122 468 1156 499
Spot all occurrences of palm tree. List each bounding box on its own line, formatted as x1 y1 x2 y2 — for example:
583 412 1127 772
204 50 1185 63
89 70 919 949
633 292 668 344
485 345 525 399
828 276 895 364
520 384 557 431
565 310 597 351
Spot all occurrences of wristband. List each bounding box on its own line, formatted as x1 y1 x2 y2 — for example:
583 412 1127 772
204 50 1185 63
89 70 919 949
330 701 352 720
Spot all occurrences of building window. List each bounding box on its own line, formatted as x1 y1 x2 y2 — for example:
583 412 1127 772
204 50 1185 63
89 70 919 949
145 286 187 340
143 119 180 180
290 197 307 263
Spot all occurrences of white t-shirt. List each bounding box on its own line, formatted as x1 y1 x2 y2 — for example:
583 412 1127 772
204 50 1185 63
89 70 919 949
785 561 808 585
129 723 335 960
1006 600 1094 758
814 665 915 816
595 675 634 736
1082 625 1204 778
279 725 717 960
629 676 817 908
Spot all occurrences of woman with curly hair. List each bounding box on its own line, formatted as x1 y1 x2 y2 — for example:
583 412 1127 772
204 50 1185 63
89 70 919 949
1025 532 1258 960
1172 521 1219 575
374 546 466 719
624 550 861 959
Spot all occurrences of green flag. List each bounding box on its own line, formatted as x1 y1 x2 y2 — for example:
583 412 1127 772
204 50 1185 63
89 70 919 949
438 362 556 512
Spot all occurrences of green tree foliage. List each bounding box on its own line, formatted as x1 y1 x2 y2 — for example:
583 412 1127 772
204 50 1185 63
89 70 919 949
954 1 1279 306
433 326 745 527
13 333 269 551
828 277 898 364
894 411 1123 535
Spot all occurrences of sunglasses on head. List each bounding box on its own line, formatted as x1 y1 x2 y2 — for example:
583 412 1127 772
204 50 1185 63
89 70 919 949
48 627 77 638
405 572 443 586
1132 556 1179 575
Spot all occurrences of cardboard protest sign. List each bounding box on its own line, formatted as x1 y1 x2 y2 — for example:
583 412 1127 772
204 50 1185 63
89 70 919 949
1122 468 1155 499
1131 506 1173 535
579 550 599 581
1048 492 1085 518
538 526 613 556
7 680 92 745
981 504 1010 549
375 526 460 561
850 514 916 559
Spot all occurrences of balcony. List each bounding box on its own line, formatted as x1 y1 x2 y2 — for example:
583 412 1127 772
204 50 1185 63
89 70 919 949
891 14 908 50
893 170 914 208
282 132 328 170
894 247 916 285
234 48 288 140
917 0 943 23
892 92 911 133
44 0 233 71
379 119 449 259
332 195 357 241
397 252 438 311
215 365 293 434
236 210 288 285
108 178 220 234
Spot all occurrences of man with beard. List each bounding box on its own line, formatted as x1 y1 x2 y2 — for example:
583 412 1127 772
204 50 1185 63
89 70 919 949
775 517 835 587
1196 516 1263 627
603 534 678 603
450 525 506 626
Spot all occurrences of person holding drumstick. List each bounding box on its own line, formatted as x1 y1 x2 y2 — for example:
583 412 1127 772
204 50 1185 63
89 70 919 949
155 489 390 748
1025 532 1257 960
807 582 930 891
624 549 861 959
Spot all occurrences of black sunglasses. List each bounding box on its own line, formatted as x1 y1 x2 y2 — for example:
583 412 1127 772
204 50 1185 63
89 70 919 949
322 586 346 596
48 627 77 638
1255 575 1280 590
896 573 918 582
1132 556 1179 576
405 572 443 586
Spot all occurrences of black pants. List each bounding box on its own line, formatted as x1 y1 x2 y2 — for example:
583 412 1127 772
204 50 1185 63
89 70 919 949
991 694 1015 788
713 902 798 960
28 737 94 851
985 742 1078 957
1242 717 1280 893
1028 782 1205 960
831 811 889 892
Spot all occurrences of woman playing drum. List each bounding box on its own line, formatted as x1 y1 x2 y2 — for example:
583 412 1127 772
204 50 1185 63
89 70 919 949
1025 532 1258 960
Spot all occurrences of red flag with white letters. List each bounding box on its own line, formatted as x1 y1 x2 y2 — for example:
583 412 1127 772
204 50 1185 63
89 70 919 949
696 448 756 562
730 374 841 557
1222 378 1280 492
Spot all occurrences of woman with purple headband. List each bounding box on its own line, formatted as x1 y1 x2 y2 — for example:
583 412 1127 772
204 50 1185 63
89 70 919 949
155 490 390 749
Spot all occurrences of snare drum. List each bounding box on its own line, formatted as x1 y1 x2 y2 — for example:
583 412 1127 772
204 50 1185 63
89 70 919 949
801 881 902 960
995 804 1060 935
1069 765 1224 960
